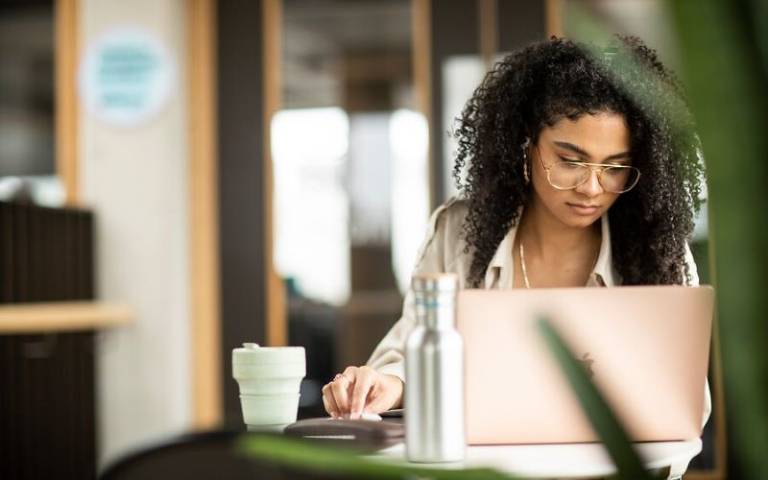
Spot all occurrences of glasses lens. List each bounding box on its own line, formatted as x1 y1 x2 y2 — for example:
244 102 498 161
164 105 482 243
602 166 640 193
549 162 589 189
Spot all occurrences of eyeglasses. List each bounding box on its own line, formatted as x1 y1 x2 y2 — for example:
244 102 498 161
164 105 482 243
535 146 641 194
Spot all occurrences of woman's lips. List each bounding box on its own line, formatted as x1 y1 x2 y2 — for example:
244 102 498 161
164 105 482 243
567 203 600 215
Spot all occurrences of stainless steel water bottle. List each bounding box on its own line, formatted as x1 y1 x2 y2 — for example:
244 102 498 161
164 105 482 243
405 273 465 462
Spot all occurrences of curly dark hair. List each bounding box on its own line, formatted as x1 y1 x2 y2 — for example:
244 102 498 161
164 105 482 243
453 35 705 287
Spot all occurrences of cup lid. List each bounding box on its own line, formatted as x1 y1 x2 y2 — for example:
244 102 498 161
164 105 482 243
232 343 306 365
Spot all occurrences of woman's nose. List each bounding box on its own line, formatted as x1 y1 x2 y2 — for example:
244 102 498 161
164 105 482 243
575 169 603 197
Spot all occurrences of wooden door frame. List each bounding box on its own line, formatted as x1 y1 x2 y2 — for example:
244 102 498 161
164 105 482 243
55 0 79 206
412 0 435 212
187 0 223 429
263 0 286 348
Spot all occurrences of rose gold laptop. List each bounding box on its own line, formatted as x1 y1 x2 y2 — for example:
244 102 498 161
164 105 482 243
457 286 713 444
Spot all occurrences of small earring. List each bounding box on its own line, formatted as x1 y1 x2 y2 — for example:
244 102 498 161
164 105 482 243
522 138 531 184
523 160 530 184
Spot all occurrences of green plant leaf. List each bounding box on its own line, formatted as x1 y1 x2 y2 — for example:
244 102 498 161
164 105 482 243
537 317 657 480
667 0 768 477
238 433 515 480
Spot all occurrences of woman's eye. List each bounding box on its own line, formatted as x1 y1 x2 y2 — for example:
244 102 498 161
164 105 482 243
558 157 582 168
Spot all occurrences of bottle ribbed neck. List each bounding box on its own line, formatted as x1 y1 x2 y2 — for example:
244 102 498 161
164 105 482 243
417 301 455 329
412 273 458 330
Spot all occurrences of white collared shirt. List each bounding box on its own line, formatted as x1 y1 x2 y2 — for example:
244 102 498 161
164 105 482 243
366 197 711 427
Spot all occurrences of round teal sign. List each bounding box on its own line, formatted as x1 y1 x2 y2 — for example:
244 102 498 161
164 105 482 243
80 27 175 127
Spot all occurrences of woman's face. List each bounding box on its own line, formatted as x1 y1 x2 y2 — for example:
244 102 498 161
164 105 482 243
528 112 631 229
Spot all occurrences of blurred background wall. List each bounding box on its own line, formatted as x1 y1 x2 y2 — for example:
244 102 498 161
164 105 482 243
78 0 193 467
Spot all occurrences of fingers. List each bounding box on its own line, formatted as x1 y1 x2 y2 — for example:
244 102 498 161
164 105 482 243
330 372 353 414
350 367 376 418
323 366 389 419
342 366 358 384
321 382 341 418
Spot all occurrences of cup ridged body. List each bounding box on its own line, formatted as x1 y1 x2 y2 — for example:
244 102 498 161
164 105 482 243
232 343 306 428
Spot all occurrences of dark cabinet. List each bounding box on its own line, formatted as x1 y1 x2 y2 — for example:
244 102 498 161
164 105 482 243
0 201 97 480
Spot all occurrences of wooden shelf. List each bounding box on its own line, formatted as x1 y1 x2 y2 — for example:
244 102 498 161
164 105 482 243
0 302 132 334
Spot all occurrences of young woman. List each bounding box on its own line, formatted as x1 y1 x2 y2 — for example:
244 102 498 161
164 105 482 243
321 35 707 421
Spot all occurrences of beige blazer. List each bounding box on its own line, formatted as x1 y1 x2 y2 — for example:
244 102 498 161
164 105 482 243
366 197 711 426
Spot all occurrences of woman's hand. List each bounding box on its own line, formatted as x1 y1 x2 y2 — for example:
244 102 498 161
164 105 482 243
321 366 403 419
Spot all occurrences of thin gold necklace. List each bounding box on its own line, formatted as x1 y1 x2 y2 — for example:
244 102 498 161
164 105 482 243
519 239 600 289
519 241 532 289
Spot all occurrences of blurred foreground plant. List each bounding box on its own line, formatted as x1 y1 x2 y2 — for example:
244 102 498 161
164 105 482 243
238 433 512 479
668 0 768 477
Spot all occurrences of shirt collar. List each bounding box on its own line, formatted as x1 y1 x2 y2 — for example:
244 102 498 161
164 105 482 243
592 211 615 286
483 211 617 288
483 219 518 288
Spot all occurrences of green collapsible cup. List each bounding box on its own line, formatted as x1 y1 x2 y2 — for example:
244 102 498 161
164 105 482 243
232 343 306 430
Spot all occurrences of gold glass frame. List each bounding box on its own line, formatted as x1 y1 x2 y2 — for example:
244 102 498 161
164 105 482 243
535 146 641 194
